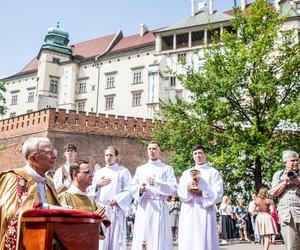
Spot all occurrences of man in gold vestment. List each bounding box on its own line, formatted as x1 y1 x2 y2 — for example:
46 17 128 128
0 137 60 250
59 160 108 238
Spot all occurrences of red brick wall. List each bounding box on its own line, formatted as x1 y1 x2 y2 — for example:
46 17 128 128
0 108 169 174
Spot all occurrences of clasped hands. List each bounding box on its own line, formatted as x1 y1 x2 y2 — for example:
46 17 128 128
140 175 156 193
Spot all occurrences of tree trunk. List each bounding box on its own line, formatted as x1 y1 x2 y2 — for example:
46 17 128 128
254 157 262 192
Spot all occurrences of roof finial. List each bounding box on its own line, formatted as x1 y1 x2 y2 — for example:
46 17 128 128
57 21 60 28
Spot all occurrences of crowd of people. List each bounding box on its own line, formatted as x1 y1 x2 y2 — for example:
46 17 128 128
0 137 299 250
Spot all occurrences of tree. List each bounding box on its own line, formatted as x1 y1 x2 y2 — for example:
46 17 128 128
0 80 6 115
153 0 300 195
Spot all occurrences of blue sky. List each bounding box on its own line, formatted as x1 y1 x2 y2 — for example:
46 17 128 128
0 0 238 78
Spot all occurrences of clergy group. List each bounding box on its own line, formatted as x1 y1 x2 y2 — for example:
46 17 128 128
0 137 224 250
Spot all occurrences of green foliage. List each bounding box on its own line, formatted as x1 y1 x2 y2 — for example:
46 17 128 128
153 0 300 195
0 80 6 115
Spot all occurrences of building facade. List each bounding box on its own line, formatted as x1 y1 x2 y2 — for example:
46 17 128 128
1 0 299 120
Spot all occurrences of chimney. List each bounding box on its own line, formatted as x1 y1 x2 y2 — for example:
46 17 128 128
191 0 196 16
241 0 247 10
274 0 280 10
208 0 214 15
139 23 149 37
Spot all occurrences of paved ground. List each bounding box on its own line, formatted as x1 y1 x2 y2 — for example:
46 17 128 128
126 240 285 249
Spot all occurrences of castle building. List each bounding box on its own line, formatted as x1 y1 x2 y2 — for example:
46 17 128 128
1 0 299 121
0 0 299 173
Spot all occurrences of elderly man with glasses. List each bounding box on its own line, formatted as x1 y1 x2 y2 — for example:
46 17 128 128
0 137 60 250
271 150 300 250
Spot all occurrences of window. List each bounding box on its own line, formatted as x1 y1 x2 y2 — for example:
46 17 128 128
133 71 142 84
79 82 87 93
177 53 186 64
52 57 60 64
11 94 18 105
106 76 115 89
50 79 58 93
175 90 183 99
170 76 176 87
105 95 114 110
132 92 142 107
78 101 85 112
26 109 33 113
10 112 16 118
27 90 35 102
91 85 96 91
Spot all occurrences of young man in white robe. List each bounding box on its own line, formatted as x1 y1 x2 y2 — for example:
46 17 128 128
130 141 177 250
53 143 77 193
91 146 132 250
177 144 223 250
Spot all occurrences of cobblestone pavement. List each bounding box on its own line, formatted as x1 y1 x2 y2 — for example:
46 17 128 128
126 240 285 249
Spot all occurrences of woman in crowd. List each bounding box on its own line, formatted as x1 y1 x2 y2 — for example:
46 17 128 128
219 195 236 244
255 186 278 250
235 199 250 241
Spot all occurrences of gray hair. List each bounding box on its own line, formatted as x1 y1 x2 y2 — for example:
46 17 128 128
22 137 51 159
282 150 298 163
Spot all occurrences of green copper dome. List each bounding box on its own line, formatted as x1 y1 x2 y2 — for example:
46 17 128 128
47 27 69 39
41 22 72 55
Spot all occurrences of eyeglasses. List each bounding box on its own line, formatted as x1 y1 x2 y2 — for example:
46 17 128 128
35 149 58 157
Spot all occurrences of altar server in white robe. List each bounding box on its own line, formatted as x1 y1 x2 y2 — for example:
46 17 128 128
177 144 223 250
91 146 132 250
131 141 177 250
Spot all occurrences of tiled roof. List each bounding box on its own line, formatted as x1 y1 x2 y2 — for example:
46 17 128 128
21 33 116 73
19 31 155 75
157 7 234 33
110 31 155 53
20 57 38 73
72 33 117 59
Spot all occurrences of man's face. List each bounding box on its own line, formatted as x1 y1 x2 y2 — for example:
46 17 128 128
193 149 207 165
33 142 57 174
285 156 299 171
105 148 117 166
147 143 160 161
76 163 94 188
64 149 77 163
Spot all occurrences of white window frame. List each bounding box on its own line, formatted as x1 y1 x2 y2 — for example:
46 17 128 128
132 91 142 107
132 71 142 84
177 53 187 64
77 101 86 112
11 94 18 105
27 90 35 102
106 75 115 89
105 95 115 110
50 79 59 93
170 76 176 87
79 82 87 93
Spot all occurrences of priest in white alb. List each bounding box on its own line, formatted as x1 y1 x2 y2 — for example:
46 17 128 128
130 141 177 250
90 146 132 250
177 144 223 250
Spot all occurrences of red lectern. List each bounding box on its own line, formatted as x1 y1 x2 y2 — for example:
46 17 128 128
21 209 102 250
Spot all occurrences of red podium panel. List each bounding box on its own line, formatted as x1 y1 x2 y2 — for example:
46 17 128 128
22 209 101 250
